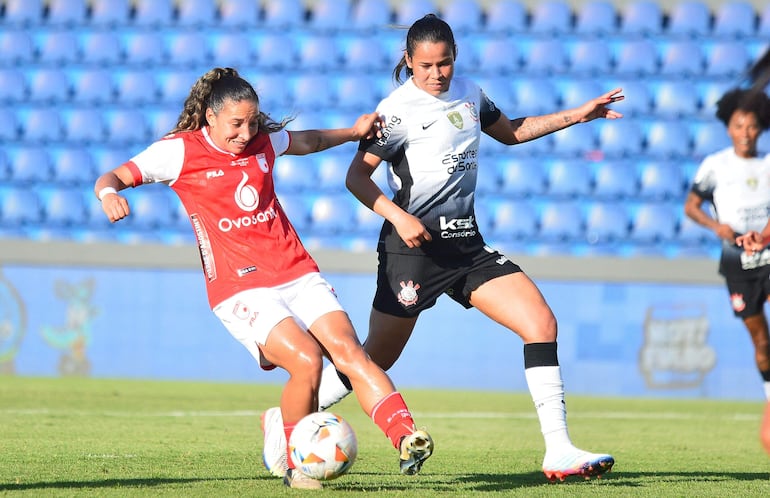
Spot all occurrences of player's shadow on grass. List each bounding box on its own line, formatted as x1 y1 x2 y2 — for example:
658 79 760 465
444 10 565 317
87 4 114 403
0 476 264 492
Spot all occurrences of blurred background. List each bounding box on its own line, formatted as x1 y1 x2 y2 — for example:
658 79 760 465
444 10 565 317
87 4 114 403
1 0 769 401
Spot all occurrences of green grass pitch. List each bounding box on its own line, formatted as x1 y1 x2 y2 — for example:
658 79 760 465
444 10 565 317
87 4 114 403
1 376 769 497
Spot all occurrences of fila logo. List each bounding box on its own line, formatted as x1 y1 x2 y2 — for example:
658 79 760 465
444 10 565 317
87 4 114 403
206 169 224 179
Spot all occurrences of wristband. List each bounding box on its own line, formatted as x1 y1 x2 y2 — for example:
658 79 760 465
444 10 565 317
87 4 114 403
98 187 118 201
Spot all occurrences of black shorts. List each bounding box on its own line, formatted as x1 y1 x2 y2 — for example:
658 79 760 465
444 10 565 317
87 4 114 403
372 246 522 317
725 274 770 318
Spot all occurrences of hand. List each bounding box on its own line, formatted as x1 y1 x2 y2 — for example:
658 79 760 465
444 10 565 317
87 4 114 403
351 112 386 141
714 223 736 243
393 212 432 249
101 193 130 223
577 88 624 122
736 231 766 255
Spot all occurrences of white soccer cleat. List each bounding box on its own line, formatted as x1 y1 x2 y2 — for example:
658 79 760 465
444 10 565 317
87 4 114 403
542 447 614 482
399 429 434 475
283 468 323 489
260 407 288 477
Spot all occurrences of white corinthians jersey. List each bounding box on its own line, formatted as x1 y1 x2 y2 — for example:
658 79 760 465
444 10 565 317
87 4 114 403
360 76 501 256
691 146 770 278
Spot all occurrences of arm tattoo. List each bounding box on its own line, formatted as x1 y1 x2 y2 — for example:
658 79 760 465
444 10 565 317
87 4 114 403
513 111 573 142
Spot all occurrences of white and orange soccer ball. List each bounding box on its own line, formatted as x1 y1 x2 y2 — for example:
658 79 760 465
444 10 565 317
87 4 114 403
288 411 358 480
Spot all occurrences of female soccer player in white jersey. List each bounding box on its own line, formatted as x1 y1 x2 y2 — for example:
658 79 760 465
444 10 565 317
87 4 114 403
686 88 770 403
93 67 433 490
263 15 621 482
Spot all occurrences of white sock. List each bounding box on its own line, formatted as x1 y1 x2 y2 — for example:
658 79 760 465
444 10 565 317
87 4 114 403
525 365 573 453
764 381 770 401
318 363 352 410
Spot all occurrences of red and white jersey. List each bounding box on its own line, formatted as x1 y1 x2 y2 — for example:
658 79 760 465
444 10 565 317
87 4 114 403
125 127 319 308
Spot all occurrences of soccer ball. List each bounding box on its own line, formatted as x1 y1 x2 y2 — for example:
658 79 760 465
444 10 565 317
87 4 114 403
288 411 358 480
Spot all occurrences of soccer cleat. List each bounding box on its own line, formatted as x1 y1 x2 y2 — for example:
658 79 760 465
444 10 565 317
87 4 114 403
399 429 434 475
261 407 288 478
283 468 323 489
542 448 614 482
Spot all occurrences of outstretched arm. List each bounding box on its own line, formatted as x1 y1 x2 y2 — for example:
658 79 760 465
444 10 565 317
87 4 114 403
94 164 135 223
484 88 624 145
285 112 384 155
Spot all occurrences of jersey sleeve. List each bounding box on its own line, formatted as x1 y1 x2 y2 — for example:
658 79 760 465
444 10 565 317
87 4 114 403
479 88 502 128
269 129 290 156
358 100 407 161
690 155 717 201
127 136 185 185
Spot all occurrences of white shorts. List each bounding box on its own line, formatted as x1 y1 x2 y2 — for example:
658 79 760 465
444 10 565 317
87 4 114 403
212 272 344 370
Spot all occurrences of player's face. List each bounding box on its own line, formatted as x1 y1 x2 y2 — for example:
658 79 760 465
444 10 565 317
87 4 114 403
206 99 260 154
727 109 761 158
406 41 454 96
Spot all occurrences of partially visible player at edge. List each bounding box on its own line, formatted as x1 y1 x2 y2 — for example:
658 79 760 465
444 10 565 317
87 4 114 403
685 87 770 402
93 67 433 490
263 14 620 482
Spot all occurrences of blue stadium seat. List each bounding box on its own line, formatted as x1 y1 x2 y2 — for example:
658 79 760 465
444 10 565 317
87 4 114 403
148 108 178 140
529 0 573 35
712 1 757 38
2 0 44 26
46 0 88 27
394 0 438 26
297 34 342 72
644 120 692 159
0 150 9 181
63 107 107 144
705 41 750 77
132 0 175 28
697 80 733 118
123 32 167 67
350 0 392 31
126 187 178 229
293 74 336 109
629 202 678 244
90 146 132 177
597 119 644 158
39 186 89 226
510 77 559 116
249 72 293 110
20 107 64 143
677 212 710 245
569 39 612 75
497 157 548 197
273 155 318 195
157 70 198 106
584 201 630 244
0 69 27 103
35 30 81 65
666 1 711 38
166 32 211 69
335 75 380 111
691 121 732 158
80 31 123 66
71 69 115 105
522 39 569 75
619 0 663 36
115 69 159 106
545 160 593 198
485 0 527 33
219 0 260 28
0 186 43 226
352 201 383 236
613 39 659 76
309 0 352 32
276 193 311 232
254 34 298 71
51 146 96 185
557 79 602 110
574 0 617 36
0 30 35 66
210 33 255 69
309 194 356 234
441 0 483 33
341 35 388 71
176 0 218 28
611 80 652 116
105 109 151 145
477 76 515 111
263 0 306 30
315 153 350 193
538 200 584 242
475 37 521 75
7 146 53 184
653 80 700 118
90 0 131 27
637 161 685 200
592 160 638 199
658 41 704 77
551 125 597 158
0 107 20 142
486 198 539 241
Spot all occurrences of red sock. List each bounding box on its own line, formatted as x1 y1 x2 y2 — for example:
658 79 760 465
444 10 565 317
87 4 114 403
371 392 416 449
284 422 296 469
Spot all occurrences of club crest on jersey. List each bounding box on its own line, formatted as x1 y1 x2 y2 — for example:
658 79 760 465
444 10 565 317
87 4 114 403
397 280 420 307
746 177 758 190
255 153 269 173
731 293 746 312
447 111 463 129
465 101 479 122
234 171 259 211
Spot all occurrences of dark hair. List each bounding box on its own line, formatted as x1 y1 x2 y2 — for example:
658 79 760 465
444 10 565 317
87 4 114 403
392 14 457 84
170 67 290 135
715 87 770 130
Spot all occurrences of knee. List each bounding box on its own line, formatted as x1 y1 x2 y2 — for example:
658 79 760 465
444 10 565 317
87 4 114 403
288 347 325 383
